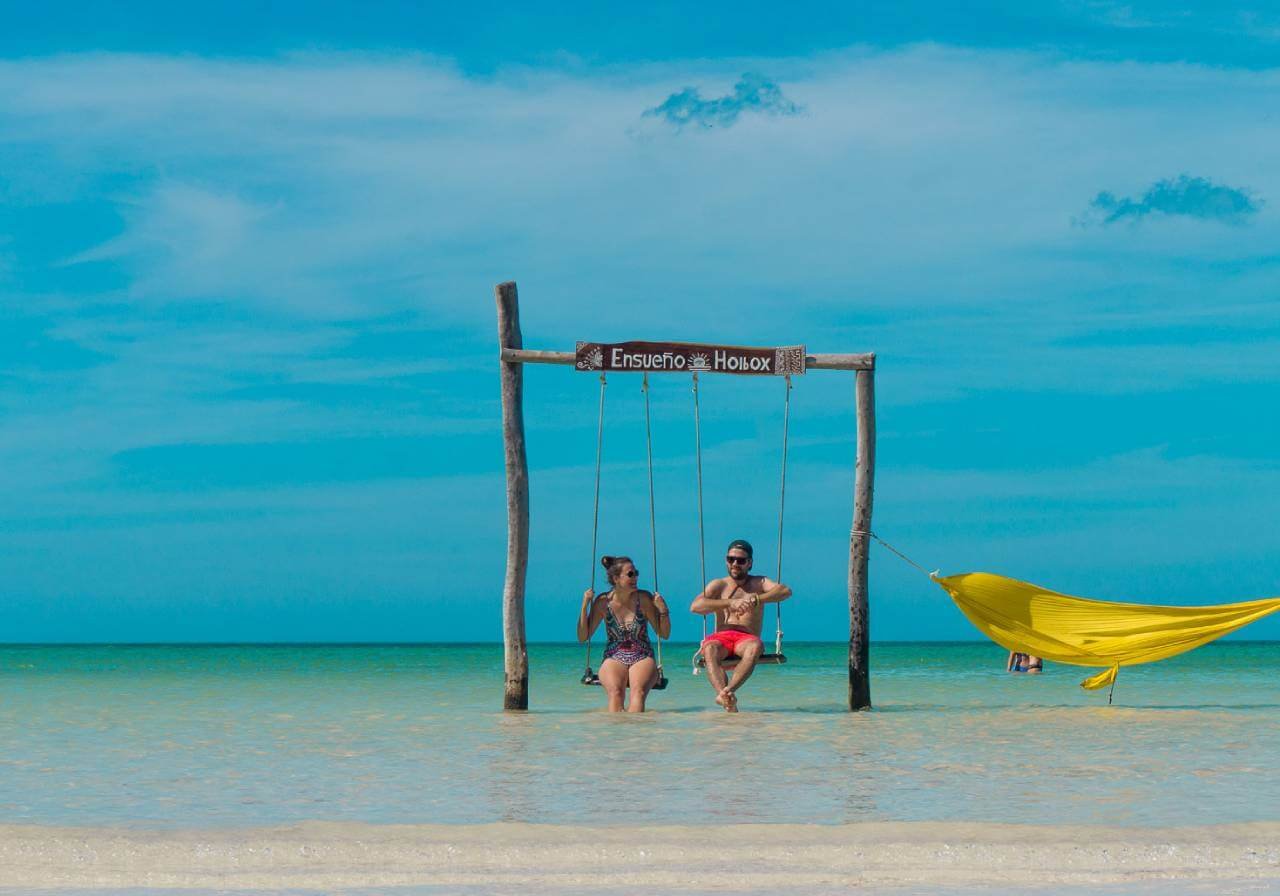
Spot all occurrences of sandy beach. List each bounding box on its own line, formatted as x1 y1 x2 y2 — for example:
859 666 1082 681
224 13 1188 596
2 821 1278 892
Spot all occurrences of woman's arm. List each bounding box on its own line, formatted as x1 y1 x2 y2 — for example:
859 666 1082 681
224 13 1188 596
577 590 606 642
642 591 672 640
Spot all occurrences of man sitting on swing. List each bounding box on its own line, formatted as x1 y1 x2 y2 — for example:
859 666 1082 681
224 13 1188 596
691 539 792 712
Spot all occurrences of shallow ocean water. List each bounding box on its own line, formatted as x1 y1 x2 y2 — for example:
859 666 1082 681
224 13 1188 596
1 642 1277 828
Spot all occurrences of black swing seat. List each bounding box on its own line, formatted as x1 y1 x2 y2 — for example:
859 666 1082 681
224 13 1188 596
581 667 669 690
695 653 786 670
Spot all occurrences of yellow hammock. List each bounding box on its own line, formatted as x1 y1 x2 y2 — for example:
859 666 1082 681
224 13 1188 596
933 572 1280 690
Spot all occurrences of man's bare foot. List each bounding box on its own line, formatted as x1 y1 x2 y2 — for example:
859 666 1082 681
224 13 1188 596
716 687 738 713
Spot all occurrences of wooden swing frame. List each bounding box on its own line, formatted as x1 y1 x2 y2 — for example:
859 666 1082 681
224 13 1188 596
495 281 876 711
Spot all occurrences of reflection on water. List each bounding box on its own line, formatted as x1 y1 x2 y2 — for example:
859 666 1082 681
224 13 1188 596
1 642 1278 828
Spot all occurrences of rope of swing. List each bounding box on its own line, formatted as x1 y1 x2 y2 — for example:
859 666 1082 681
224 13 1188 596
773 375 791 656
692 373 708 642
690 373 789 655
584 373 607 675
641 373 664 674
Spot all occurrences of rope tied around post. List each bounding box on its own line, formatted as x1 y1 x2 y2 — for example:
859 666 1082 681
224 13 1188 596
851 529 938 579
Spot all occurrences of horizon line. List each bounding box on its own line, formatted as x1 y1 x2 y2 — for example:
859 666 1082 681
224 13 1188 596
3 639 1280 647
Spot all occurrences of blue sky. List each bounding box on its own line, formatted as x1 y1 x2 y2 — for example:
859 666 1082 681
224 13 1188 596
2 1 1279 643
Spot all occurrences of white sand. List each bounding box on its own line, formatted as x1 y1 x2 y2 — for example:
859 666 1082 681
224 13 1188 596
1 821 1277 891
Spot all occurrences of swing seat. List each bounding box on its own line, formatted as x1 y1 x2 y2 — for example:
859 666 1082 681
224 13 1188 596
581 667 669 690
694 653 786 670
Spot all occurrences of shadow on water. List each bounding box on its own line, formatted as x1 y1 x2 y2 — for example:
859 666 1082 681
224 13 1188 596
874 700 1280 712
485 697 1280 715
516 706 877 715
1116 703 1280 711
513 705 711 715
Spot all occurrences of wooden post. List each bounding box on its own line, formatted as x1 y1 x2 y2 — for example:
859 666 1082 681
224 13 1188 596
495 281 529 710
849 363 876 710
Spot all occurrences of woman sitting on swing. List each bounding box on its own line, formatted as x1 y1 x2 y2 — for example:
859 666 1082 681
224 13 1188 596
578 555 671 712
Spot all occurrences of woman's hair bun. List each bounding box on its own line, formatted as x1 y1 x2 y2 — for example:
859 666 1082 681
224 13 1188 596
600 555 614 569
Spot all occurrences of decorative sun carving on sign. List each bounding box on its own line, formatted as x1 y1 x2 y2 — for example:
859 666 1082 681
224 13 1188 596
689 352 711 370
576 346 604 370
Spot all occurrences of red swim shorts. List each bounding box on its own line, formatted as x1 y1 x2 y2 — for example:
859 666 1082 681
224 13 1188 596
701 629 762 656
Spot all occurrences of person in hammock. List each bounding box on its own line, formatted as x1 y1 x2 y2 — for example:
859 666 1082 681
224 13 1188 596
690 539 792 712
577 555 671 712
1007 650 1043 674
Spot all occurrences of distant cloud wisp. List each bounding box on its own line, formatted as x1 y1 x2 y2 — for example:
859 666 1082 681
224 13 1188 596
1085 175 1262 225
643 73 801 130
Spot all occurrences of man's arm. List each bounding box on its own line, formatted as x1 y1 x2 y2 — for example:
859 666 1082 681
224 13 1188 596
754 579 792 605
690 580 733 614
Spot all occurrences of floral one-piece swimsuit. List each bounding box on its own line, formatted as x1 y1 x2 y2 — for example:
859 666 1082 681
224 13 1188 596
602 595 654 667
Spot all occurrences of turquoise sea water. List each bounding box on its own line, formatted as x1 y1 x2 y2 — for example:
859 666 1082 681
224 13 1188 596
1 642 1277 829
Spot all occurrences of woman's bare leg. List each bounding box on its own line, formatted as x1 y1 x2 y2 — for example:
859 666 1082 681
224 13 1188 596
626 658 657 713
597 659 627 712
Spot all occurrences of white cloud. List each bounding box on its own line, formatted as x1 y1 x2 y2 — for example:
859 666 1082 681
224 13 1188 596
4 45 1277 450
2 48 1278 330
3 48 1279 444
68 184 289 301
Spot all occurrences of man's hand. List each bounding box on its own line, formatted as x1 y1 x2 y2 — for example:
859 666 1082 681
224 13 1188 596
728 596 754 615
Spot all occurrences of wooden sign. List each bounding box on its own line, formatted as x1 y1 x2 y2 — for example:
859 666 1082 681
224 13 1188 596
575 341 806 376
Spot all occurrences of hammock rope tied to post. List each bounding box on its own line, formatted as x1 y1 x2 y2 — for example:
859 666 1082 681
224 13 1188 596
862 531 1280 692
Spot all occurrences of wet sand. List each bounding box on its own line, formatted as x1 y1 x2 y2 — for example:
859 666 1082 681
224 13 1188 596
2 821 1278 891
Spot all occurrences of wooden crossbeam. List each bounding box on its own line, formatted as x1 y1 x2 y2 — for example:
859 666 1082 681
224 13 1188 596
501 347 875 370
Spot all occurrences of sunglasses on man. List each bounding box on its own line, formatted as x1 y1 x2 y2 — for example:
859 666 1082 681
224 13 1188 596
726 556 750 565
